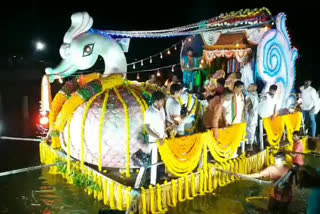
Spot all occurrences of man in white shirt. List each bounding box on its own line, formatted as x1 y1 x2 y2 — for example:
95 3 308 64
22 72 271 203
166 83 185 136
300 80 318 137
258 85 278 119
232 80 245 124
245 83 259 150
144 91 167 185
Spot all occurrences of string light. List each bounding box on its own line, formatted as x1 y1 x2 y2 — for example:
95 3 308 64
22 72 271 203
150 57 152 64
171 65 175 72
167 49 171 55
133 64 136 69
141 60 144 66
137 73 140 80
157 70 161 77
174 45 177 50
188 38 192 42
160 52 163 59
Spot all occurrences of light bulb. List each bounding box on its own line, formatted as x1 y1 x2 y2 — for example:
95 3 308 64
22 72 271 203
141 60 143 66
167 50 171 55
201 59 204 63
157 70 160 77
174 45 177 50
150 57 152 63
171 65 175 72
133 64 136 69
160 53 163 59
137 73 140 80
188 38 192 42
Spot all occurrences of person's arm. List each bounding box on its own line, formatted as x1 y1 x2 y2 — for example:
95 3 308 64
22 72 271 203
145 124 165 144
311 88 319 110
272 103 278 120
180 59 194 72
245 167 270 178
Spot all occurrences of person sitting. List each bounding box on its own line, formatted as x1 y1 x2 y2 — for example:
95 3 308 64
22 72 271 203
203 88 233 139
244 152 293 214
290 131 304 166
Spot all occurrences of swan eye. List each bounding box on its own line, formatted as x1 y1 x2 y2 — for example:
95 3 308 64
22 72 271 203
83 43 94 57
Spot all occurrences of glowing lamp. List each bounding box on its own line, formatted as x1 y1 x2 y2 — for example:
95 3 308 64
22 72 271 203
40 116 49 125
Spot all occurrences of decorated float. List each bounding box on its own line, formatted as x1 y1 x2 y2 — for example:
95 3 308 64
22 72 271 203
39 8 304 213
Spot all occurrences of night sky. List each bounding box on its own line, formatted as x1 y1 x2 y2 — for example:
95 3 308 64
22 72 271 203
0 0 318 84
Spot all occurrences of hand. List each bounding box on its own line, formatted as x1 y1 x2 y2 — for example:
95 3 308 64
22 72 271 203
213 129 219 139
159 139 165 145
271 115 276 121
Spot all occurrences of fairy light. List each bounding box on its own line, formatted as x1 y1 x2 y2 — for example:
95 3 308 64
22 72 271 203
141 60 144 66
171 65 175 72
150 57 152 64
174 45 177 50
137 73 140 80
157 70 161 77
160 52 163 59
167 49 171 55
133 63 136 69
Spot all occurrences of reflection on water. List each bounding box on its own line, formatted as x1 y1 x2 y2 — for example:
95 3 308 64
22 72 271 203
0 168 104 213
168 180 309 214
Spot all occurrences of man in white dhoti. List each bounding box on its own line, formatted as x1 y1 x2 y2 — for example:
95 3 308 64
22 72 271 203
245 84 259 151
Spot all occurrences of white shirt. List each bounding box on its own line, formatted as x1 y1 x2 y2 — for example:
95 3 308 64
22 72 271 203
223 99 232 125
300 86 318 111
166 97 181 124
245 92 259 125
145 105 166 143
258 93 277 118
240 60 254 89
233 93 245 124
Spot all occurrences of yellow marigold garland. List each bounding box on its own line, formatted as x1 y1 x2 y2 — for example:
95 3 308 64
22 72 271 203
206 123 246 162
157 133 204 177
114 87 131 178
67 117 72 175
98 90 109 172
284 112 303 143
263 115 285 146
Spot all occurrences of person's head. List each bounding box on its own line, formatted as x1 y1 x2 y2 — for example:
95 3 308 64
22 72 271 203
269 84 278 97
187 47 193 57
234 72 242 80
217 78 225 88
172 74 178 82
170 83 183 98
221 88 233 101
292 131 300 142
304 80 311 87
150 74 156 82
247 83 257 93
152 91 166 109
233 80 244 94
274 152 286 167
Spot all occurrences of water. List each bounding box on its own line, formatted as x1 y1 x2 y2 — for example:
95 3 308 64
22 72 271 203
0 141 311 214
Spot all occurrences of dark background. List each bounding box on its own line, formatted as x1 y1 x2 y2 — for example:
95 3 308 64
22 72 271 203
0 0 318 137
